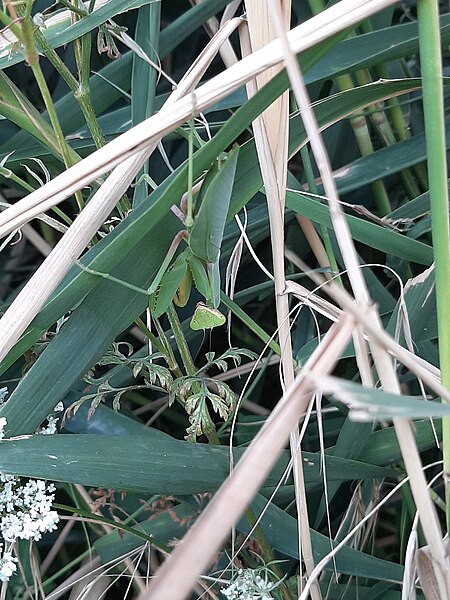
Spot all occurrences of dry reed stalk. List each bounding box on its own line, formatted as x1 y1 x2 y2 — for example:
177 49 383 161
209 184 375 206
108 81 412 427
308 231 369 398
285 273 448 402
0 152 149 367
0 0 398 241
285 272 444 395
295 215 331 277
1 2 421 595
269 5 450 590
21 224 53 257
242 2 320 597
0 200 68 235
0 17 244 366
286 270 439 376
189 0 241 68
416 541 450 600
66 558 109 600
138 313 356 600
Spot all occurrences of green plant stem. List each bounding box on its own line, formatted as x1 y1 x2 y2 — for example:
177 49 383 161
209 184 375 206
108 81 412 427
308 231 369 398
165 304 223 444
354 68 420 201
58 0 88 17
31 61 84 211
134 317 166 355
244 506 292 600
361 12 424 187
34 27 78 92
220 292 281 356
307 0 324 15
186 111 195 229
151 316 183 378
19 11 84 211
35 27 104 149
76 29 106 149
430 487 447 513
308 0 392 215
337 72 392 215
417 0 450 533
0 167 34 193
76 81 106 150
34 26 105 149
377 76 428 192
166 303 196 376
0 7 19 33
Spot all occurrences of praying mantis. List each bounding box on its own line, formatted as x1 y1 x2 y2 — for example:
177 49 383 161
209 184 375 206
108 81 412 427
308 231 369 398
78 143 239 331
149 143 239 329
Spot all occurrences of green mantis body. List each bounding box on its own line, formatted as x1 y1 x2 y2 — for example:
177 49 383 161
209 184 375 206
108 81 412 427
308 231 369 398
147 144 239 330
79 144 239 331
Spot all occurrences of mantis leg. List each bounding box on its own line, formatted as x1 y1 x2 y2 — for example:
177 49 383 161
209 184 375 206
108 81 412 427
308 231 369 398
76 229 188 297
76 261 150 295
147 229 188 295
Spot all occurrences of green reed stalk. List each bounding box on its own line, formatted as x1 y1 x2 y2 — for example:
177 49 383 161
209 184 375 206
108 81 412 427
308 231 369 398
417 0 450 531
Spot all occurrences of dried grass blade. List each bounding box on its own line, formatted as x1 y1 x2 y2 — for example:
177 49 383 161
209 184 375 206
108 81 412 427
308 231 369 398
289 275 450 591
243 1 319 594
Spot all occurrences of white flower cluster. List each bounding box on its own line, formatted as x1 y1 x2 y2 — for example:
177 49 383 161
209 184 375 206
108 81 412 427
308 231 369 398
0 546 16 581
38 401 64 435
0 417 7 440
39 415 59 436
0 404 61 582
0 475 59 542
221 569 276 600
0 388 7 406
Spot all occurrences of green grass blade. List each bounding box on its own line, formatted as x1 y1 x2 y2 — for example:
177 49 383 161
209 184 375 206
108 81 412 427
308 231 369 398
0 432 396 491
286 189 433 266
131 0 161 206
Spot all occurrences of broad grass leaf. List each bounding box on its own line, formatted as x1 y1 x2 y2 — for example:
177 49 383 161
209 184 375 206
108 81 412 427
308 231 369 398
286 190 433 266
240 494 403 582
0 432 396 491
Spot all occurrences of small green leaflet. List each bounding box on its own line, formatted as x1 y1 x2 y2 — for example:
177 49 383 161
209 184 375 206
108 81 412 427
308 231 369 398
189 303 226 330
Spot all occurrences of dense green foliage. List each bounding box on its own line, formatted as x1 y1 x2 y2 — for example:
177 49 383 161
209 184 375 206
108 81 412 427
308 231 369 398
0 0 449 598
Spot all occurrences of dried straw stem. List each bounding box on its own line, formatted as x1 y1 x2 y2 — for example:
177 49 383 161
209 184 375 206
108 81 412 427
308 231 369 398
0 0 398 240
242 1 319 597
